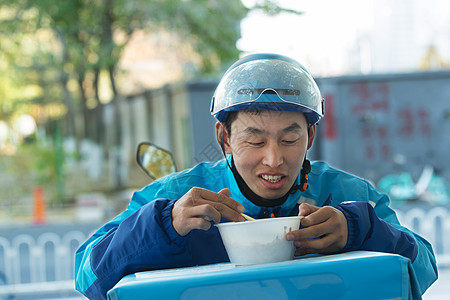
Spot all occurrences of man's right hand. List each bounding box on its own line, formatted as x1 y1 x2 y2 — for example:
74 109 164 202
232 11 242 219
172 187 245 236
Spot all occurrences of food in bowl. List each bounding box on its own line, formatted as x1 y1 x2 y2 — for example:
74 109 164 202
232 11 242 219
215 216 302 265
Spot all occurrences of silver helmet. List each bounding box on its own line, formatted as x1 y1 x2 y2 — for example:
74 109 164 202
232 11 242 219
210 53 324 124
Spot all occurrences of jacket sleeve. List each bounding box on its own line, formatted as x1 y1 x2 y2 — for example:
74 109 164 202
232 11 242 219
335 201 438 297
74 198 190 300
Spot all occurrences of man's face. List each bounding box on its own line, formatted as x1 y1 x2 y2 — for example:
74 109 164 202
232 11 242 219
221 110 314 200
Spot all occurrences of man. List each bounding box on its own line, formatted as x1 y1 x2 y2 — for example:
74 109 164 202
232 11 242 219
75 53 437 299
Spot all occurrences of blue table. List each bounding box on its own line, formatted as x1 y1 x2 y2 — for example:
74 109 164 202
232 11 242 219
107 251 411 300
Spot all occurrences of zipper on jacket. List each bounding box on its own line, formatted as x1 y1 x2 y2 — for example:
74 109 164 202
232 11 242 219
258 206 281 219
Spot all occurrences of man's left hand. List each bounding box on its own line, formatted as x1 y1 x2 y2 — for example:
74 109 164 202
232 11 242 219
286 203 348 256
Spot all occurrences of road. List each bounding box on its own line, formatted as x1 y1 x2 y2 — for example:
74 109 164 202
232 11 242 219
423 266 450 300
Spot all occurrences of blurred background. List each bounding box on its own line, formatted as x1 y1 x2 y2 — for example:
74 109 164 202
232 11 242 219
0 0 449 299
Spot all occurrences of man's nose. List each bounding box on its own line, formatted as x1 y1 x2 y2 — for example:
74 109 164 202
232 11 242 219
262 142 283 168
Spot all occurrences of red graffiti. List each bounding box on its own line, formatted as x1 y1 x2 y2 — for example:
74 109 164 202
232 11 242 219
378 126 388 139
350 82 390 114
366 145 375 160
398 108 414 136
397 107 431 137
323 93 337 139
418 108 431 135
362 127 372 138
360 125 390 161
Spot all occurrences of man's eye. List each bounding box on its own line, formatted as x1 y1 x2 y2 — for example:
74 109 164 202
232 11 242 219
249 142 264 146
283 140 298 145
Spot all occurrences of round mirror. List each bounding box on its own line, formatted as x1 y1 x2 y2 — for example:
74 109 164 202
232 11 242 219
136 142 177 179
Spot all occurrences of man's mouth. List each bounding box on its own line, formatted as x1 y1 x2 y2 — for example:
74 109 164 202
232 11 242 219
260 174 283 183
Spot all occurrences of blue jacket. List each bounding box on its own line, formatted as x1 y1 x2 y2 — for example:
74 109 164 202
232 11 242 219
74 160 437 299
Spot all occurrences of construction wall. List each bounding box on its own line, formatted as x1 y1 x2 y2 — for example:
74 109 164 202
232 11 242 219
317 70 450 183
110 70 450 187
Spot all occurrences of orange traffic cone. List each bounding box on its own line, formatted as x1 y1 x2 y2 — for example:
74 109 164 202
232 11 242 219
33 186 46 224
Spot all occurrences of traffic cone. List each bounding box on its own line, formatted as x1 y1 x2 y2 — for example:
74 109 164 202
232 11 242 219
33 186 46 224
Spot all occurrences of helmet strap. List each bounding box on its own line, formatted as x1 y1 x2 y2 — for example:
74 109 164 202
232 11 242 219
294 124 313 192
293 125 312 193
297 158 311 192
220 126 233 170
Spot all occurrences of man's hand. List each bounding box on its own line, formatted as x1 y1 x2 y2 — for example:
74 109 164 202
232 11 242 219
172 187 245 236
286 203 348 256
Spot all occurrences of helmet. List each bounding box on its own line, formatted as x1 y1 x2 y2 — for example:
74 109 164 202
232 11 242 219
210 53 324 124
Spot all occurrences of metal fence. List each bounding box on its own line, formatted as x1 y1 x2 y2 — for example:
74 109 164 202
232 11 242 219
0 230 88 299
396 205 450 267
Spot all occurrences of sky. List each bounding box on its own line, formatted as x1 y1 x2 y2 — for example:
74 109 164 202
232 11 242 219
237 0 450 76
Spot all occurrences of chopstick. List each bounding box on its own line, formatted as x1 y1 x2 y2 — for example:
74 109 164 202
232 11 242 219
241 213 256 221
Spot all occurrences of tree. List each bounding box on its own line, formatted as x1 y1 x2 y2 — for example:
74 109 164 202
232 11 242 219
0 1 302 193
1 0 301 138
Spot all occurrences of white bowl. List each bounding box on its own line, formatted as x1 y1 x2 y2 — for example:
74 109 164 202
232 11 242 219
215 216 302 265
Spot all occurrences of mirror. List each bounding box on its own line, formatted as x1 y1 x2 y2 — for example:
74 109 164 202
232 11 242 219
136 142 177 180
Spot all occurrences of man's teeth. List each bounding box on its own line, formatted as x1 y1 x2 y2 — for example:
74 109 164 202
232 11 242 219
261 175 282 183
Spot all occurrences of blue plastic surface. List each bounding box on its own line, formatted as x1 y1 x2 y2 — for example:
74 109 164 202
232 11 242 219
107 251 410 300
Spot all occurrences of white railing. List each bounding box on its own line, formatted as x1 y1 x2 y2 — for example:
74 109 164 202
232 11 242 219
0 230 87 298
396 205 450 267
